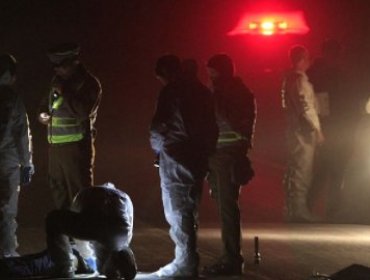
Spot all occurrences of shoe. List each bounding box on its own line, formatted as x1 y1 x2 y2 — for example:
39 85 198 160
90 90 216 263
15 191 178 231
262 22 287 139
1 250 20 258
202 261 243 276
153 261 198 278
114 248 137 280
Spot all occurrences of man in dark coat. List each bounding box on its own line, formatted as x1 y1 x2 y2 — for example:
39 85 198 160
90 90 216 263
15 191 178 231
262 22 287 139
203 54 256 276
150 55 218 278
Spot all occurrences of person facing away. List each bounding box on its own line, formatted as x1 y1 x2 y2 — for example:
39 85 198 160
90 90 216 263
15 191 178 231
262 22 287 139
38 42 102 210
282 45 324 223
45 182 136 279
150 55 218 278
0 54 34 258
307 38 358 221
202 54 256 276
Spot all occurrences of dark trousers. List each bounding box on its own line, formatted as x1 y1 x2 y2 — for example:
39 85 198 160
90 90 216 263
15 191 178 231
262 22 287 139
207 144 246 264
45 210 129 273
48 140 94 209
0 149 20 256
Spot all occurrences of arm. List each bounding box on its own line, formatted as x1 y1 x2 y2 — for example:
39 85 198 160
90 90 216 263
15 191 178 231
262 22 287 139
12 95 33 168
63 75 102 121
149 88 175 153
295 75 321 132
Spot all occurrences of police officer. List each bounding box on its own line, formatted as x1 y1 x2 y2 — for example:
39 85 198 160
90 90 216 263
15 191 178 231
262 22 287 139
45 182 136 279
150 55 218 278
0 54 34 258
202 54 256 276
38 43 102 210
282 45 324 223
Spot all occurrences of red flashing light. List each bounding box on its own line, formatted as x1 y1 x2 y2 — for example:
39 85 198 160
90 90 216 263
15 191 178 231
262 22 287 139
228 11 310 36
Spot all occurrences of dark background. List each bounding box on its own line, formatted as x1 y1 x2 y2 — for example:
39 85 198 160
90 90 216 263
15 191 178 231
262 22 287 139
1 0 370 227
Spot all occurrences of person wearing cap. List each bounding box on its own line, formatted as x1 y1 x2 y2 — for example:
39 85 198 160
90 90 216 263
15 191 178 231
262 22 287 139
282 45 324 223
203 54 256 276
150 55 218 278
307 39 358 221
38 43 102 210
0 54 34 258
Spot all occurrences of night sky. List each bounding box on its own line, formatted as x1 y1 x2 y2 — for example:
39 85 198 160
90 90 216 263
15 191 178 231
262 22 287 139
1 0 369 226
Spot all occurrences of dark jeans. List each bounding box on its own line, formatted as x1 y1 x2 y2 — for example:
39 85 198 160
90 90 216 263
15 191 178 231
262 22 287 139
45 209 130 273
48 140 94 209
0 149 20 256
207 143 247 264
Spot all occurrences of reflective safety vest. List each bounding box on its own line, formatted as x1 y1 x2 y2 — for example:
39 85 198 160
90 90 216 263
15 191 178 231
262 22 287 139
48 92 84 144
217 131 247 144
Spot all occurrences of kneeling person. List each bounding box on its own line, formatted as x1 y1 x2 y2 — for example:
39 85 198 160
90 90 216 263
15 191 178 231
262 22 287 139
46 182 137 279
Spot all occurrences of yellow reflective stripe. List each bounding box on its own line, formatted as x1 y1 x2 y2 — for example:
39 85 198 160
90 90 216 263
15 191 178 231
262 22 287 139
218 131 246 143
52 117 79 126
48 133 84 144
52 96 64 110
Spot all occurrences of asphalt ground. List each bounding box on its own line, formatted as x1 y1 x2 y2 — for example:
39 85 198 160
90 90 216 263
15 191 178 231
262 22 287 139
16 223 370 280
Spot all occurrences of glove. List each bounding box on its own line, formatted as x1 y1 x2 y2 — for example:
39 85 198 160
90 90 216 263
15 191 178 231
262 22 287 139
20 164 35 186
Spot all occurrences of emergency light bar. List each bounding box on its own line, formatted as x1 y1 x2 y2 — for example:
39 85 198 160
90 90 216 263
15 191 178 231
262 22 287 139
228 11 310 36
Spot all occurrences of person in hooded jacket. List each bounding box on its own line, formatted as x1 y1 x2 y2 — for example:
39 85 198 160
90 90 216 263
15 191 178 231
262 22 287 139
0 54 33 258
45 182 136 279
150 55 218 278
202 54 256 276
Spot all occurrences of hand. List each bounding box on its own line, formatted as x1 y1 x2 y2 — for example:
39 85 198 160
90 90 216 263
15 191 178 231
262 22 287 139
316 130 325 145
20 164 35 186
38 112 51 125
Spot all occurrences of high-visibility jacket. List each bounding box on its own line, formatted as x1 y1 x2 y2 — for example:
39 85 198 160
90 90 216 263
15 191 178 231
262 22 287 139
40 65 102 144
212 77 256 149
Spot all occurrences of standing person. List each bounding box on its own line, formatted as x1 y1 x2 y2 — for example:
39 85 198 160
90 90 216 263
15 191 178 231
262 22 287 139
0 54 34 258
202 54 256 276
38 43 102 210
282 45 324 223
307 39 357 220
150 55 218 278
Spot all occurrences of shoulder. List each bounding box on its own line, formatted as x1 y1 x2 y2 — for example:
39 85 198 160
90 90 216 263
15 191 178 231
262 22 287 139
83 69 102 94
232 77 254 97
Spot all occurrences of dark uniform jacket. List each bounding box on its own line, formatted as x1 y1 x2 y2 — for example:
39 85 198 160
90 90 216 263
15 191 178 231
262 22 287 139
39 65 102 143
213 77 256 149
0 85 32 166
150 78 218 158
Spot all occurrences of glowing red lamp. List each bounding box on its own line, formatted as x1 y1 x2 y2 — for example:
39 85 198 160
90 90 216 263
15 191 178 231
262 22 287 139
228 11 310 36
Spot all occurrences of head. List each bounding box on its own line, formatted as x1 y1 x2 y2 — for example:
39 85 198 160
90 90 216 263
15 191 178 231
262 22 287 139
289 45 310 72
155 55 181 85
322 38 342 65
182 58 198 80
207 54 234 82
47 43 81 80
0 54 17 86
